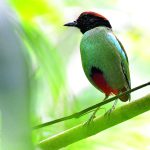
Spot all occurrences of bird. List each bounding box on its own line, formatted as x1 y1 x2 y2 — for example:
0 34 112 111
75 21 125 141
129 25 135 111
64 11 131 121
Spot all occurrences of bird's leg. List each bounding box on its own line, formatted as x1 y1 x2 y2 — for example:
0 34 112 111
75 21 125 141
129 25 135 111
85 95 108 125
105 99 118 116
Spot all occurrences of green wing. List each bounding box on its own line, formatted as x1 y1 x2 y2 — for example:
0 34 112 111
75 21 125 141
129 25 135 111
114 36 131 90
117 38 131 87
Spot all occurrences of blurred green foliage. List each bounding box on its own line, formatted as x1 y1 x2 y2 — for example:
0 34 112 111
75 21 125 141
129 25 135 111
1 0 150 149
0 2 33 149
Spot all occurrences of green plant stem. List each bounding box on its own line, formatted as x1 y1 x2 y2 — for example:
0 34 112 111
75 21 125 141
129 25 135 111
38 94 150 150
33 81 150 129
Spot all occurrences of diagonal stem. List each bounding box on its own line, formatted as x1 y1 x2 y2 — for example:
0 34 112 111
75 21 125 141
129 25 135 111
38 94 150 150
33 81 150 130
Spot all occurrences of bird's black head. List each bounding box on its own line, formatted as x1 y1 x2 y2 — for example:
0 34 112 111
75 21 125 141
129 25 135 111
64 11 112 34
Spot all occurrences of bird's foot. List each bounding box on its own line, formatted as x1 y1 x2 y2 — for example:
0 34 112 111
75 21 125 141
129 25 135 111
84 96 109 126
84 113 96 126
104 99 118 116
104 108 113 116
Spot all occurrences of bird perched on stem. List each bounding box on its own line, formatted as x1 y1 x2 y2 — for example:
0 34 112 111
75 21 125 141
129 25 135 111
64 11 131 121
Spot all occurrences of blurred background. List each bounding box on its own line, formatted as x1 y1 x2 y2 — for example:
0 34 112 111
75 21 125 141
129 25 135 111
0 0 150 149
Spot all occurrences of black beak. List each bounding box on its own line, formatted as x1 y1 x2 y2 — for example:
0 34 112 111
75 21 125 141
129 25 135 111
64 21 77 27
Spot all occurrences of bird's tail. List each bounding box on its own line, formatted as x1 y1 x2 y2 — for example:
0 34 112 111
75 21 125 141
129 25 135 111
119 87 130 102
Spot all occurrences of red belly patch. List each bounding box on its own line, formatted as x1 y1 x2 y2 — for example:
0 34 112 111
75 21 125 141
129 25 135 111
91 67 119 96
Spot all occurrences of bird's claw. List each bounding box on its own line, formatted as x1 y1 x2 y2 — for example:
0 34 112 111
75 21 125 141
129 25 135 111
83 114 96 126
104 109 113 116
